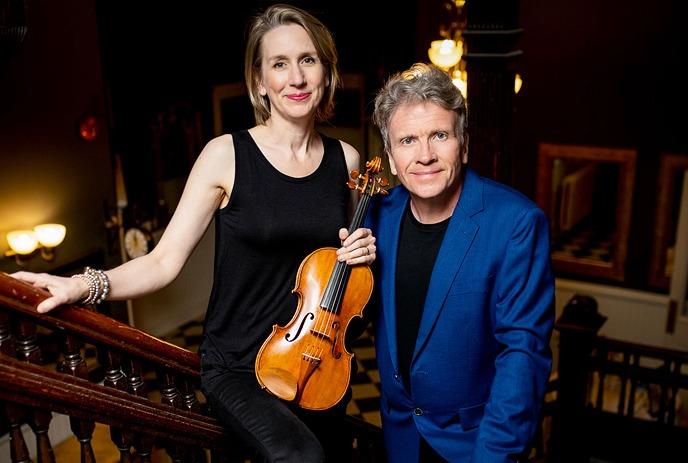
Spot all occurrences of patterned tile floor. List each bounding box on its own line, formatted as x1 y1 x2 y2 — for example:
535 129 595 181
162 318 383 427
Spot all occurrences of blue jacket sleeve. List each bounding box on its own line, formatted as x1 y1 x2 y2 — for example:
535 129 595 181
471 206 555 462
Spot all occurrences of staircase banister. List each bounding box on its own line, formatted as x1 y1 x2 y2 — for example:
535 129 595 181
0 272 200 376
597 335 688 362
0 354 232 448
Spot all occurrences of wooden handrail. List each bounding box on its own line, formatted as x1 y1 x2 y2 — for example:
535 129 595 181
596 335 688 362
0 355 233 448
0 272 200 376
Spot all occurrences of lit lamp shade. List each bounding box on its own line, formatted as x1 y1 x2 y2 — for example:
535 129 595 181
428 39 462 70
7 230 39 255
33 224 66 248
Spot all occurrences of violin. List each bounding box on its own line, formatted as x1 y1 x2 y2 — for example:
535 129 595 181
255 156 388 410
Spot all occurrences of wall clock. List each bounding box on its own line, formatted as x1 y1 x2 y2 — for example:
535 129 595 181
123 227 152 260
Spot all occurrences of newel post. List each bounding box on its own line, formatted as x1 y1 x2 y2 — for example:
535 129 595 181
548 295 606 462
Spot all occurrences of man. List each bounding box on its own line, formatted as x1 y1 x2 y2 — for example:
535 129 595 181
367 63 554 462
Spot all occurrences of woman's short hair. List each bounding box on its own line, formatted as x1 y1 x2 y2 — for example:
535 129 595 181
373 63 467 153
244 4 340 125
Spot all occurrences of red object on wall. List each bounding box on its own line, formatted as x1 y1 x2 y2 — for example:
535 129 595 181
78 115 98 141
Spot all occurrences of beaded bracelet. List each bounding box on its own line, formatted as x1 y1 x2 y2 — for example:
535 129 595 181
71 267 110 305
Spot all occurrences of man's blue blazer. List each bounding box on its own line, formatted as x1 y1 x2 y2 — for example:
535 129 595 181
366 169 554 462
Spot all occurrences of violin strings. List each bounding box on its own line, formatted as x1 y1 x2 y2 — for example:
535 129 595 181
321 192 371 349
315 179 373 367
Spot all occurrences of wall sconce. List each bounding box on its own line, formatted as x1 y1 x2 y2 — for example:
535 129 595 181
5 224 66 265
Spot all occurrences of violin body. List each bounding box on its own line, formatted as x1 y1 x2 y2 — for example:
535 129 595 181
255 247 373 410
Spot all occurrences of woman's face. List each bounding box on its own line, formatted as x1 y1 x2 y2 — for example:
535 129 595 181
257 24 327 123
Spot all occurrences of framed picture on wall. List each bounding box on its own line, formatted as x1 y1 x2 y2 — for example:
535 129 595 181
212 82 253 137
536 143 637 281
649 153 688 289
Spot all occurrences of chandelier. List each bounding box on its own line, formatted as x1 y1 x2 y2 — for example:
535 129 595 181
427 0 522 97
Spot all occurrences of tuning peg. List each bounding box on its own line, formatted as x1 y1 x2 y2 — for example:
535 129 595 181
347 180 358 190
380 178 389 187
350 170 360 180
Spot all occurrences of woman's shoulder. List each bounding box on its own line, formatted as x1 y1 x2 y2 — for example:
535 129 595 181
192 134 236 175
335 138 361 172
201 134 235 159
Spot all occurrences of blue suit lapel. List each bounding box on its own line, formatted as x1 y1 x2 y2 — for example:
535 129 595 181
413 169 483 361
380 189 409 376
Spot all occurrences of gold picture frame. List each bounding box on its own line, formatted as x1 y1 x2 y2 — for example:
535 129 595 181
536 143 637 281
649 153 688 289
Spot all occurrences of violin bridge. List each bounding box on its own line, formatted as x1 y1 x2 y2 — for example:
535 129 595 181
309 329 333 343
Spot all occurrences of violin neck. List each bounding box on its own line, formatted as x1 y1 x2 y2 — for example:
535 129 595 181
347 192 371 235
320 193 372 313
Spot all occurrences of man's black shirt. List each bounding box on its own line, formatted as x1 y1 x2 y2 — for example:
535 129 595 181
395 203 450 390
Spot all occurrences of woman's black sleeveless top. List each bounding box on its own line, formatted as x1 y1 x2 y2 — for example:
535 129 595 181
199 130 350 372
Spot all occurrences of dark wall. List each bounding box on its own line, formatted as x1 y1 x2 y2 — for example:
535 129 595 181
516 0 688 288
0 0 114 273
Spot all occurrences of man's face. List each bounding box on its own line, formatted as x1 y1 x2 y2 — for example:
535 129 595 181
387 101 467 216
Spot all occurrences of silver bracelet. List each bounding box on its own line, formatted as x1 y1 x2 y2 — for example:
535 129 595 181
71 267 110 305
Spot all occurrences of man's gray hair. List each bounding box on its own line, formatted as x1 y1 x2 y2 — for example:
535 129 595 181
372 63 467 153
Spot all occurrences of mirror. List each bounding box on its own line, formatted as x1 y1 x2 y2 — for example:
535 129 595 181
536 143 637 281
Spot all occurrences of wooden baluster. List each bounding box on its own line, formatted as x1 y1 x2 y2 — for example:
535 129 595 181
3 401 31 463
667 360 681 426
29 409 55 463
159 370 184 463
58 333 96 463
12 318 55 463
126 359 153 462
618 351 630 415
103 349 128 391
595 345 607 411
126 358 147 397
179 378 208 463
0 310 15 355
159 371 181 408
175 376 208 463
626 353 639 417
179 378 200 412
13 318 42 364
211 448 234 463
103 350 133 463
657 359 670 423
1 311 31 463
134 434 155 463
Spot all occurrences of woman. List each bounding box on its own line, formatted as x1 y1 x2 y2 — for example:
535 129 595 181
13 4 375 462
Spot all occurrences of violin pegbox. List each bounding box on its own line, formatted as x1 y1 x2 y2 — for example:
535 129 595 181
347 156 389 197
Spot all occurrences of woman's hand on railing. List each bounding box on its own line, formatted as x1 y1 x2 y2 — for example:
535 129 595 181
11 271 88 313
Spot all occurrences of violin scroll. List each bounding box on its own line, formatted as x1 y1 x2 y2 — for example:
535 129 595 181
347 156 389 197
